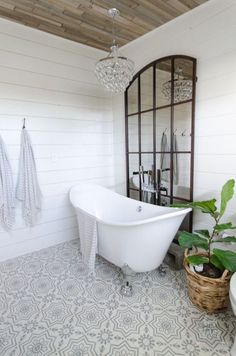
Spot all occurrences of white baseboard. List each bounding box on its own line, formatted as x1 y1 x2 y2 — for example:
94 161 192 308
0 228 78 262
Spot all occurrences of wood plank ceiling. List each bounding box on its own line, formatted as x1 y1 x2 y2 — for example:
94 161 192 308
0 0 209 51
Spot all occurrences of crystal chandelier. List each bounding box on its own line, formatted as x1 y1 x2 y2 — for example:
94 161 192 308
95 8 134 93
162 67 192 103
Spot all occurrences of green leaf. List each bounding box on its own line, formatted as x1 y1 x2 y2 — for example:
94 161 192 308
213 248 236 272
178 231 209 250
210 254 225 271
187 255 209 265
194 230 210 238
214 236 236 243
191 200 217 215
220 179 235 217
172 200 217 216
215 222 236 231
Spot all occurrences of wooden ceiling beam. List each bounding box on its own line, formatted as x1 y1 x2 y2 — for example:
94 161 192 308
0 6 60 27
146 0 184 16
0 2 15 10
94 0 159 29
37 1 139 44
80 15 139 41
138 0 174 21
93 0 152 28
37 0 84 16
166 0 193 12
177 0 203 7
63 9 136 42
15 7 63 26
80 6 146 37
0 0 209 51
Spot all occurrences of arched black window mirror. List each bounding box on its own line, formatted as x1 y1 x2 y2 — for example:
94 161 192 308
125 55 197 231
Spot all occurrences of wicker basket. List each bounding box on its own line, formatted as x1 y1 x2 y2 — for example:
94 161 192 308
183 250 231 313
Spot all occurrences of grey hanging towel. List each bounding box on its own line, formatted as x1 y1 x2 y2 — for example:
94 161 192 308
0 135 15 230
16 129 42 226
160 132 170 182
173 134 179 185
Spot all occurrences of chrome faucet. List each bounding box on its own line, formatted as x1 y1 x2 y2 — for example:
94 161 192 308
132 167 169 204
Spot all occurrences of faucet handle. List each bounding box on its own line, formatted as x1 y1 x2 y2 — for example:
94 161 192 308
159 186 168 196
159 186 167 191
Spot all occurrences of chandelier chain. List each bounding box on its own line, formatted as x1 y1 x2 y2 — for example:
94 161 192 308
112 12 115 46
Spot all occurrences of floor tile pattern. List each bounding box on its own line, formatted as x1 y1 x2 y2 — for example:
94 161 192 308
0 240 235 355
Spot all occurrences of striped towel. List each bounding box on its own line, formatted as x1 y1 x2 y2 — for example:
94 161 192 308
16 129 42 226
0 135 15 230
76 209 97 271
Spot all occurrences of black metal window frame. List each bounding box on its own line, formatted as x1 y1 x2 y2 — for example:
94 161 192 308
125 55 197 231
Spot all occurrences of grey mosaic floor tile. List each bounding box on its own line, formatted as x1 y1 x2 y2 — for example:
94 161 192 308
0 239 235 356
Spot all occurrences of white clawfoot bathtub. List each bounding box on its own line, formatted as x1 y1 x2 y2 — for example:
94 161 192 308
70 184 191 272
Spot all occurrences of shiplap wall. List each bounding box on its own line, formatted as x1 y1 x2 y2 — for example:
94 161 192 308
0 18 113 260
1 0 236 260
113 0 236 231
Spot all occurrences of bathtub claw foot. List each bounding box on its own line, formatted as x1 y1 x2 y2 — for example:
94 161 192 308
120 281 133 297
120 264 136 297
158 264 167 277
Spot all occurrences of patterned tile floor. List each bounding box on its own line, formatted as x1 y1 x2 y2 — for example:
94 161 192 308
0 239 235 356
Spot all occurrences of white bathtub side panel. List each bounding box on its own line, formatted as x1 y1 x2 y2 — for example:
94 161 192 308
97 215 184 272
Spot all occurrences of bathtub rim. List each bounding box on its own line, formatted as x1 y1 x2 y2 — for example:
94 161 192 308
74 206 192 227
70 184 192 227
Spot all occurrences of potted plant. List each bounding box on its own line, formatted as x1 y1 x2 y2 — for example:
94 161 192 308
174 179 236 313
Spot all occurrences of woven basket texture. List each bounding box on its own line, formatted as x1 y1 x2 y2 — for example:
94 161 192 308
184 250 231 313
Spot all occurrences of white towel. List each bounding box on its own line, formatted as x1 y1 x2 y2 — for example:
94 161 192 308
161 133 179 185
160 132 170 182
76 209 97 271
16 129 42 226
173 134 179 185
0 136 15 230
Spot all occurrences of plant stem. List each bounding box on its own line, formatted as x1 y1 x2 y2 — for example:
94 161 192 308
208 216 220 261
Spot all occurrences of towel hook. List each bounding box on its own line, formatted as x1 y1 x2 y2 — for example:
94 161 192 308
181 129 186 136
163 128 167 134
173 129 177 135
22 118 26 129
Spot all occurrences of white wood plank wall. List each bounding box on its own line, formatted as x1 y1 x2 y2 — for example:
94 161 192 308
113 0 236 232
0 18 114 260
2 0 236 260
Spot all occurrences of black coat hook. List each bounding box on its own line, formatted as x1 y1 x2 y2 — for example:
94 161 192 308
23 118 26 129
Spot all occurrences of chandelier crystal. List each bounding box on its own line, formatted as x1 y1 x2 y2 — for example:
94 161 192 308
95 8 134 93
162 67 192 103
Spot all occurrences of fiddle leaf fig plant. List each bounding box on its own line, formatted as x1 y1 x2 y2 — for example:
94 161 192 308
173 179 236 273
